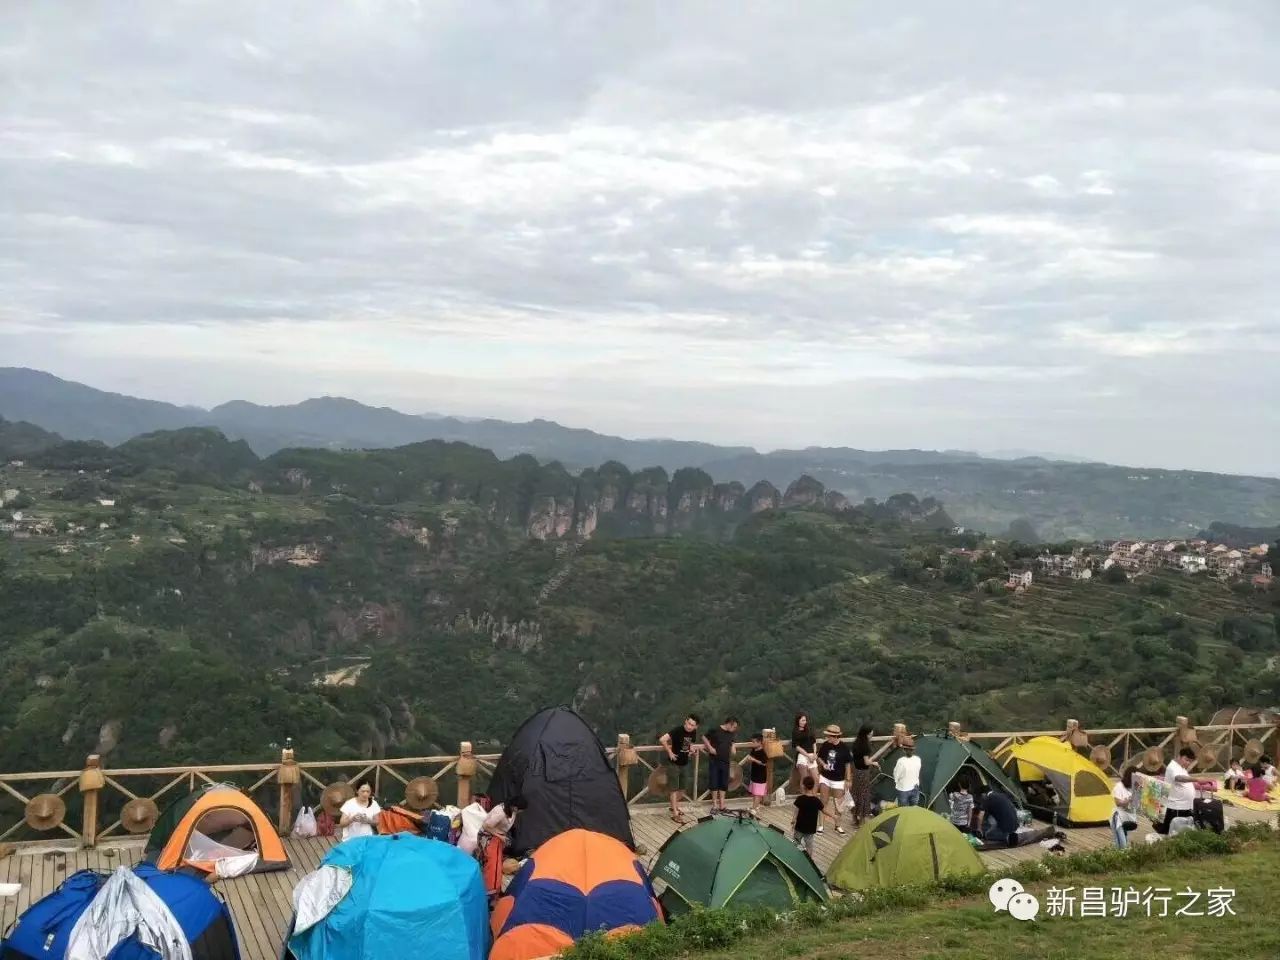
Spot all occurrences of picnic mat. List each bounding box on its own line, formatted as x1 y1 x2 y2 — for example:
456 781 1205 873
1216 789 1280 812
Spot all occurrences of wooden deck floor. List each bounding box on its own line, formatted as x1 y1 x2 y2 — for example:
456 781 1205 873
2 800 1274 960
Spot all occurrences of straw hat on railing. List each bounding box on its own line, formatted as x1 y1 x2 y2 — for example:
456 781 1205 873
646 767 670 799
321 781 355 816
121 798 160 834
1138 747 1165 774
403 776 439 811
25 794 66 832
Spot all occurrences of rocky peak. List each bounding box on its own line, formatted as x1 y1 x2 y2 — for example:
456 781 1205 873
784 474 826 507
746 480 781 513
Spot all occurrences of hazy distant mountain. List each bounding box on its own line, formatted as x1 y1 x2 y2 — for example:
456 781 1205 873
0 368 750 470
4 367 1278 540
983 449 1097 464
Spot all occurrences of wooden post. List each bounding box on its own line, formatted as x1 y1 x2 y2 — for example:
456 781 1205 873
947 721 965 740
457 742 476 808
763 728 778 804
276 744 299 836
615 734 637 801
78 755 105 848
892 722 908 747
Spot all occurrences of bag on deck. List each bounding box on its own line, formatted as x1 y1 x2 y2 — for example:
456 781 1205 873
292 806 318 838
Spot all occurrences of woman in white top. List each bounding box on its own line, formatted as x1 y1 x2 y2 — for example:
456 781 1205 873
1110 768 1135 849
338 781 382 842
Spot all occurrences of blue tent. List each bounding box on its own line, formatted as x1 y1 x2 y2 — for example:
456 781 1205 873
287 835 489 960
0 863 239 960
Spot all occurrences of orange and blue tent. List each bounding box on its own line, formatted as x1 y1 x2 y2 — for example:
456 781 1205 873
489 829 662 960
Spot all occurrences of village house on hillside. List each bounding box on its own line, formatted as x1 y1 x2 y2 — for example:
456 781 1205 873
1030 536 1269 587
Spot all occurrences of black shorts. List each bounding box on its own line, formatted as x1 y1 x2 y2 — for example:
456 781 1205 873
709 761 731 792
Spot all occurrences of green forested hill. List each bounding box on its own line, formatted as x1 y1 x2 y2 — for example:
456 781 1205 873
1 432 1277 773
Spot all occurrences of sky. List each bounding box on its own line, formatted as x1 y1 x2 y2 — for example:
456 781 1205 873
2 2 1278 474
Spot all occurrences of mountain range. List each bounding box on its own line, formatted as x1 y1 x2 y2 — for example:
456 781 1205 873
2 366 1278 541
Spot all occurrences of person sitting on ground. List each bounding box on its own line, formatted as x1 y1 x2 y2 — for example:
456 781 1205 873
947 780 975 834
892 737 922 808
338 780 382 843
979 789 1021 847
792 776 832 857
1223 759 1246 791
744 733 770 818
1159 747 1197 834
660 713 701 824
1245 763 1270 803
703 716 739 815
1261 756 1277 787
1110 768 1136 850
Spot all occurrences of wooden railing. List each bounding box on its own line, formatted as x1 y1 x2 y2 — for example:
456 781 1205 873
1 716 1275 847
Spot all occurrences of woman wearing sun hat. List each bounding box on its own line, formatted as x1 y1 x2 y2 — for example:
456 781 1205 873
815 724 852 835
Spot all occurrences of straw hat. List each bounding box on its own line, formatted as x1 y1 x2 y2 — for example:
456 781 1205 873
1243 738 1264 763
25 794 66 832
1089 745 1113 772
823 725 843 738
403 776 439 811
1139 748 1165 774
646 766 671 799
321 781 355 816
121 798 160 834
728 762 744 793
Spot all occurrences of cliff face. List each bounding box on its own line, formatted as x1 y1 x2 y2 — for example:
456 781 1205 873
254 442 852 544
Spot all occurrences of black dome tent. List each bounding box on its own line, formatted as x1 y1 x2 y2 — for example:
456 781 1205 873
487 705 634 857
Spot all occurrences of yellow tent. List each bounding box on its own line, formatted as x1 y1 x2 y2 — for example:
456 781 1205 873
994 737 1112 826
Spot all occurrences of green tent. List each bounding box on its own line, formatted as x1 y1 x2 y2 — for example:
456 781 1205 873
826 806 985 890
873 734 1026 817
652 815 828 917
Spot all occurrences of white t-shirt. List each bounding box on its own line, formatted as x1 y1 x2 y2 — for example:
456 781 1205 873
893 755 922 791
339 798 382 841
1111 783 1131 817
1164 760 1194 811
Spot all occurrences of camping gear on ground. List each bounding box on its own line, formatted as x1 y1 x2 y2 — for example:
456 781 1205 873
974 824 1056 851
873 733 1026 817
652 814 828 917
314 810 336 837
292 806 318 838
425 809 457 843
1193 796 1225 833
490 829 662 960
994 737 1113 826
826 807 984 891
375 805 426 836
487 706 634 857
480 834 506 897
0 863 239 960
285 835 488 960
144 784 289 875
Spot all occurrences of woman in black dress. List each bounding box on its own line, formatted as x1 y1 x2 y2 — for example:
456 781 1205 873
850 724 880 828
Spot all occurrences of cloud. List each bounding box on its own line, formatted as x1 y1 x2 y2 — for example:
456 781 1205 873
0 1 1278 472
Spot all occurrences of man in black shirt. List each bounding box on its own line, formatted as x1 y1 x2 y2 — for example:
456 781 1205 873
660 714 700 822
816 724 852 835
702 717 739 815
979 790 1021 847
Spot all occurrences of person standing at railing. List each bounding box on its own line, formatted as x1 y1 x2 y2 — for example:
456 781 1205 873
850 724 880 828
660 714 701 824
703 716 739 815
791 713 817 787
816 724 852 835
338 780 382 842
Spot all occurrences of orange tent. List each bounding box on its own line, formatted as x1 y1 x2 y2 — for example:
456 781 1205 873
490 829 661 960
144 785 289 874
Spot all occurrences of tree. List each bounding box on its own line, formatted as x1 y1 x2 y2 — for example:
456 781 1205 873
1103 565 1128 585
